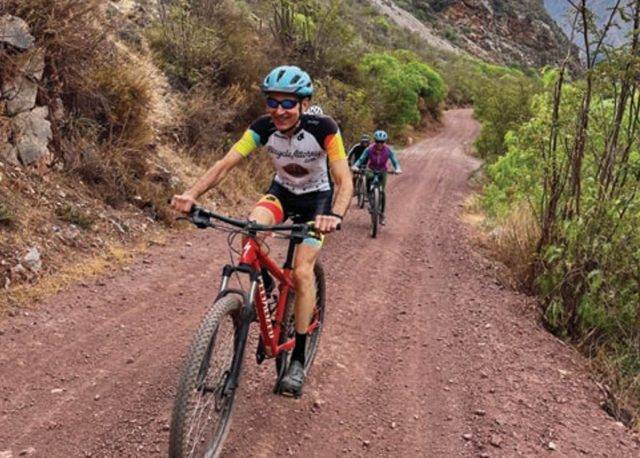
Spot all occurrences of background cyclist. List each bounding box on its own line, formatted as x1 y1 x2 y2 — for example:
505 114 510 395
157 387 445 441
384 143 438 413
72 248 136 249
171 65 352 396
347 134 370 167
351 130 401 225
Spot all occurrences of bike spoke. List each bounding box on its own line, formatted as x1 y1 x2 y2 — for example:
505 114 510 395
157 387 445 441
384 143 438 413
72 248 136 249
182 314 236 457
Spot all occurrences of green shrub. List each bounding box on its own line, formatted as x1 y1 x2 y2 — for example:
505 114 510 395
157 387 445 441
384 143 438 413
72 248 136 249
482 63 640 422
358 51 445 133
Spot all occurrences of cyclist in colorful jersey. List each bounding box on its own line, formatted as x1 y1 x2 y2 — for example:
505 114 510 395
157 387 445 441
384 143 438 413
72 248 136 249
171 65 352 397
352 130 402 225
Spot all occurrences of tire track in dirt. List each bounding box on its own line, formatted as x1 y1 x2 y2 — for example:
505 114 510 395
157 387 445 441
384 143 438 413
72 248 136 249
1 109 639 457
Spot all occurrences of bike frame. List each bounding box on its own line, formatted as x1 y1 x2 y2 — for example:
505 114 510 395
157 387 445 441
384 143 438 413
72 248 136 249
368 171 386 210
217 234 319 360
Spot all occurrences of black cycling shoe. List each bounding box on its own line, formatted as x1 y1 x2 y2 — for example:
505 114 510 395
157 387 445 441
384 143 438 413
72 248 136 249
278 360 305 398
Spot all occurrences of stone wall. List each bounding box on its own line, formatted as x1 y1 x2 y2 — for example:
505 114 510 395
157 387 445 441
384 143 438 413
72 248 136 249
0 15 52 167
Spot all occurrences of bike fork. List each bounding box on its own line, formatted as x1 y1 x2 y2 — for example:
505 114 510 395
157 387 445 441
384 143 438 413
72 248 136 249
222 320 249 396
222 298 253 397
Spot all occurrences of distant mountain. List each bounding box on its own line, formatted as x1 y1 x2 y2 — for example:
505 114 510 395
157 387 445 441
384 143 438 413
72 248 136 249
544 0 633 48
382 0 577 69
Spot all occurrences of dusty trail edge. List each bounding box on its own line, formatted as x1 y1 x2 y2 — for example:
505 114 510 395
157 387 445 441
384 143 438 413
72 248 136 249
1 109 638 457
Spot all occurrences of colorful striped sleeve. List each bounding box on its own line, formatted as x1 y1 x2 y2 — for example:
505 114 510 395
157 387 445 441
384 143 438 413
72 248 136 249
232 129 261 157
324 130 346 163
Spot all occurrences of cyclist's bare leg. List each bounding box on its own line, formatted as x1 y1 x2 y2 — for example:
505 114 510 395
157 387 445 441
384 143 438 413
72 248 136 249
279 242 320 395
244 197 279 251
292 243 321 333
248 206 276 226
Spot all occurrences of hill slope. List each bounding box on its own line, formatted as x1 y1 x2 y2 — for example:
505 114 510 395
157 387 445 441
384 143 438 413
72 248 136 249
378 0 576 67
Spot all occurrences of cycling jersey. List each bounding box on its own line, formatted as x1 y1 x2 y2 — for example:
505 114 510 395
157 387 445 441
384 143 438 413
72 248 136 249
233 114 346 194
347 143 368 166
354 144 400 172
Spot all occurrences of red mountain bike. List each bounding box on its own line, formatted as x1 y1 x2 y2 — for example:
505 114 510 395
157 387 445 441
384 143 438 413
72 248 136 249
169 206 327 458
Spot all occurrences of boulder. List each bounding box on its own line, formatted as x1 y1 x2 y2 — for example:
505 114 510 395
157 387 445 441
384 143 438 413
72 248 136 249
2 48 45 115
2 77 38 115
20 47 45 80
0 142 19 165
12 106 52 165
0 15 35 50
23 247 42 272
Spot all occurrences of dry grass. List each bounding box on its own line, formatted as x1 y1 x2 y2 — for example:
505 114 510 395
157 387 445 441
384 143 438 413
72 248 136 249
180 83 248 157
0 202 16 227
463 195 539 290
485 202 539 289
588 346 640 428
0 233 166 313
55 204 95 229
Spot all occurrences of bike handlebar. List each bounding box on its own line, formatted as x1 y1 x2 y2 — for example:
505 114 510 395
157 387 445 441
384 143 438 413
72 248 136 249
186 205 340 236
353 168 399 175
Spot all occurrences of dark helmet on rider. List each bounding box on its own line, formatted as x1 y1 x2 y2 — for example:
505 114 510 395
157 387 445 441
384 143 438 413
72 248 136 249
262 66 313 98
360 134 370 144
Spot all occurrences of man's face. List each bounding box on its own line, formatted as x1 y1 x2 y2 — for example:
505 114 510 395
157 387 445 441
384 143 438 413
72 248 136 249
361 140 370 147
266 92 309 132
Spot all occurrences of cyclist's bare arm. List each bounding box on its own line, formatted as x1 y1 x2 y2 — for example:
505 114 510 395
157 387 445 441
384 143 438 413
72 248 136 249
314 158 352 233
171 149 244 213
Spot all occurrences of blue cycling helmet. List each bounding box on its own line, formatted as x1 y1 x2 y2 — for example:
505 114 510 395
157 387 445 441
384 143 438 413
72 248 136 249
262 65 313 98
374 130 388 142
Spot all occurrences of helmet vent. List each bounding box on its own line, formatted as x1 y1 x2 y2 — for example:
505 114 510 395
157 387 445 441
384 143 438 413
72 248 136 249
277 69 286 81
290 74 301 84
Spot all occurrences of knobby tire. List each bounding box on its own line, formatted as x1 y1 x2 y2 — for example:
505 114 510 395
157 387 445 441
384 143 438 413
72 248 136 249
370 186 379 238
169 294 243 458
356 175 365 209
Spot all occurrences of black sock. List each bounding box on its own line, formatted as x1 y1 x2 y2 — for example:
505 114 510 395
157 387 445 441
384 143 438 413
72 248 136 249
291 332 307 365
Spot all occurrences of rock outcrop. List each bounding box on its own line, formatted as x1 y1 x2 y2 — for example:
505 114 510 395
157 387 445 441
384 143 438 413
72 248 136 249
0 15 52 166
382 0 577 68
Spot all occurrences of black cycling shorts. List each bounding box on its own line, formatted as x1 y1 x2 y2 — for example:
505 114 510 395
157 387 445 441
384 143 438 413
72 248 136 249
256 180 333 224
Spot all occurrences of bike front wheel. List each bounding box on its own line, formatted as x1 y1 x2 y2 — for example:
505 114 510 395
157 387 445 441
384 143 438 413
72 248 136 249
370 186 379 238
356 176 365 209
169 294 244 458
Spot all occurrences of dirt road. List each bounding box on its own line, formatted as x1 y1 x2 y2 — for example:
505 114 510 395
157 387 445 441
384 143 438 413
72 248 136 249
1 109 638 457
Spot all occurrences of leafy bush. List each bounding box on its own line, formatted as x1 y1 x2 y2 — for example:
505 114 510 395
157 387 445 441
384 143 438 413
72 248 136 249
312 77 375 140
358 51 445 133
473 71 542 161
483 56 640 423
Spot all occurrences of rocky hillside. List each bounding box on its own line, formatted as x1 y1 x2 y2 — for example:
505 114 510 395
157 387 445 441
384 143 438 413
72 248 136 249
380 0 576 67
